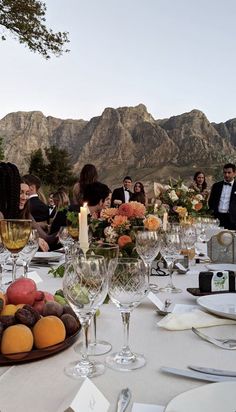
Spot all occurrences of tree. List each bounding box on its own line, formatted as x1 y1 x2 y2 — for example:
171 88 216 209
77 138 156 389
29 148 46 180
0 0 69 59
0 137 4 161
44 145 76 187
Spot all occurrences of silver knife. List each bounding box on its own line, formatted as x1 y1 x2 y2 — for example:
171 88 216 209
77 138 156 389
189 365 236 377
161 367 236 382
116 388 131 412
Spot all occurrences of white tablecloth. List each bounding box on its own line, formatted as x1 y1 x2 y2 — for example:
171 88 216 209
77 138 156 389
1 260 236 412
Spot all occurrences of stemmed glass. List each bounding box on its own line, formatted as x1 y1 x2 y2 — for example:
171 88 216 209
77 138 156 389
159 227 182 293
18 229 39 277
179 225 197 264
63 255 108 378
135 227 162 293
58 226 74 261
75 242 119 356
106 258 149 371
0 220 32 281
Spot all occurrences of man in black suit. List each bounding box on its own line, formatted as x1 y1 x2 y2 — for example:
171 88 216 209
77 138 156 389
23 174 49 223
208 163 236 229
111 176 133 207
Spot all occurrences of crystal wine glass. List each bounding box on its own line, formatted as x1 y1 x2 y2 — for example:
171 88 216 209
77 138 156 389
159 227 182 293
179 224 197 264
63 254 108 378
58 226 74 261
0 219 32 282
75 242 119 356
106 258 149 371
18 229 39 277
135 227 162 293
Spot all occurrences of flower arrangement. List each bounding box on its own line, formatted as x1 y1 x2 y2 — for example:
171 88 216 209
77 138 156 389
153 178 210 222
90 201 161 256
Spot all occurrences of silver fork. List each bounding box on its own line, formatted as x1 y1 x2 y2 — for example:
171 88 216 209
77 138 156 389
156 299 172 316
192 327 236 350
116 388 131 412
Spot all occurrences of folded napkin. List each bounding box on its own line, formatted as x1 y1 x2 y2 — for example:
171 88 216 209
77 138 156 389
157 309 236 331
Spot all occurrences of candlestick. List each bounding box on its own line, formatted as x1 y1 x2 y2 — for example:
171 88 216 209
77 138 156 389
163 212 168 231
79 203 89 255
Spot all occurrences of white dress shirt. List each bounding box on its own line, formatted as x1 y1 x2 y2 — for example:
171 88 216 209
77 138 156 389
124 188 130 203
218 181 233 213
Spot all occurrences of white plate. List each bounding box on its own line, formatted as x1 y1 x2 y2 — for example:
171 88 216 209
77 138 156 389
165 381 236 412
197 293 236 320
207 263 236 271
32 252 62 262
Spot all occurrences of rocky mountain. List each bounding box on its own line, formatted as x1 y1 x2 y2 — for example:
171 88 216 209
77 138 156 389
0 104 236 188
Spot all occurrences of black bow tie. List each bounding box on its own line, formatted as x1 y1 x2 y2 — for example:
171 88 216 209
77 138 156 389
124 188 129 192
224 182 232 186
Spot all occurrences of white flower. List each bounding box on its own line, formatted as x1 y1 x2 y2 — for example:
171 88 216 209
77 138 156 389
153 182 164 197
180 184 188 191
169 190 179 202
104 226 118 243
195 194 204 201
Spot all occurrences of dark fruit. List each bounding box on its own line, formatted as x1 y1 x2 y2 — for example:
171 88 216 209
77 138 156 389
62 305 78 319
60 314 80 336
42 301 63 317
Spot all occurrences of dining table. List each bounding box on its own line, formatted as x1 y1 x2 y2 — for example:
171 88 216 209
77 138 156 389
1 250 236 412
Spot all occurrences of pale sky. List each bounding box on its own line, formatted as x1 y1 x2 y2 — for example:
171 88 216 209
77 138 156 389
0 0 235 123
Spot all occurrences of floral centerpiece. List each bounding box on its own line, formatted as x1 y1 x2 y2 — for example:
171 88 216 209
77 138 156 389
90 201 161 257
153 178 210 222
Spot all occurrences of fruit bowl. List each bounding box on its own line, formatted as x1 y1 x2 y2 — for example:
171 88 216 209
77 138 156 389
0 327 81 365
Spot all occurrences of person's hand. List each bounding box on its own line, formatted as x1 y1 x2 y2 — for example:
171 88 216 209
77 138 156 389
38 238 49 252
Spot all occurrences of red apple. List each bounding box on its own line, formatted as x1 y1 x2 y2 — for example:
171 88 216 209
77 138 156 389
7 278 37 305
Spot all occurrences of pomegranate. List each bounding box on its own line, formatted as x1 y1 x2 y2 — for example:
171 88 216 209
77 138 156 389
7 278 37 305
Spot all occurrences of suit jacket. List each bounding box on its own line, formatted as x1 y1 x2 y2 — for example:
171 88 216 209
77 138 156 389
111 187 132 207
29 196 49 223
208 180 236 224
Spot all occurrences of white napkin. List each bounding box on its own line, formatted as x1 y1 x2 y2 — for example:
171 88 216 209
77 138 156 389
157 309 236 330
132 404 164 412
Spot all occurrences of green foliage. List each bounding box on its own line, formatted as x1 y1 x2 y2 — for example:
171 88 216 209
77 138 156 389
0 136 4 161
66 210 79 227
0 0 69 59
29 148 46 180
44 145 76 187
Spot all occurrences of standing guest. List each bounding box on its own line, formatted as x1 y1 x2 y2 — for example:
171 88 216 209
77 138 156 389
189 171 208 198
208 163 236 229
73 164 98 206
111 176 133 207
131 181 147 205
22 174 49 224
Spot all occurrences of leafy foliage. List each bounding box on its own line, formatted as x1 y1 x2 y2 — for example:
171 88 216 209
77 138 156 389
29 148 46 179
0 0 69 59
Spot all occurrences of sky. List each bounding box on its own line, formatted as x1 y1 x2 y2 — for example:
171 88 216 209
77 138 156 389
0 0 236 123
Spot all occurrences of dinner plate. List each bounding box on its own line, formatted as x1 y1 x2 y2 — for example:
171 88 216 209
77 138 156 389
197 293 236 320
32 252 62 262
165 381 236 412
207 263 236 271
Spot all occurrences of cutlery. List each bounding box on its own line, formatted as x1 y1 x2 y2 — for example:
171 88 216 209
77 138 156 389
192 327 236 349
188 365 236 377
156 299 172 316
116 388 131 412
161 366 236 382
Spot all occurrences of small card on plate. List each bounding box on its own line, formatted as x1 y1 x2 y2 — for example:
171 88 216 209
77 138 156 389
65 378 110 412
132 403 164 412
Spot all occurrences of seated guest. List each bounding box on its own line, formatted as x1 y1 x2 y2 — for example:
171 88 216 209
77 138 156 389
131 181 147 205
83 182 110 217
189 171 208 198
48 192 56 219
22 174 49 224
111 176 133 207
0 162 21 219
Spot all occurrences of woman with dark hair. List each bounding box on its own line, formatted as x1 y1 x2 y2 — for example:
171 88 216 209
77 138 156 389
189 171 208 198
0 162 21 219
130 181 147 205
73 164 98 206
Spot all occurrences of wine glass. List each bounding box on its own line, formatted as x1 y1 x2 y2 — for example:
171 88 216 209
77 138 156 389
63 255 108 378
135 227 162 293
58 226 74 261
179 225 197 264
106 258 149 371
0 220 32 281
75 242 119 356
159 227 182 293
18 229 39 277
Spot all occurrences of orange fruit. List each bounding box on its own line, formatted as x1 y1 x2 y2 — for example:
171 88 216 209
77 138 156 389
118 235 132 248
33 316 66 349
1 324 34 358
1 304 17 316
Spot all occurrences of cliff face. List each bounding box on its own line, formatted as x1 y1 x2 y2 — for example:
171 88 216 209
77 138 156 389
0 105 236 186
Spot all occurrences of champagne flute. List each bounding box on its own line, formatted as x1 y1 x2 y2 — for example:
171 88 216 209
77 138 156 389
135 227 162 293
63 255 108 378
18 229 39 277
75 242 119 355
106 258 149 371
0 220 32 281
